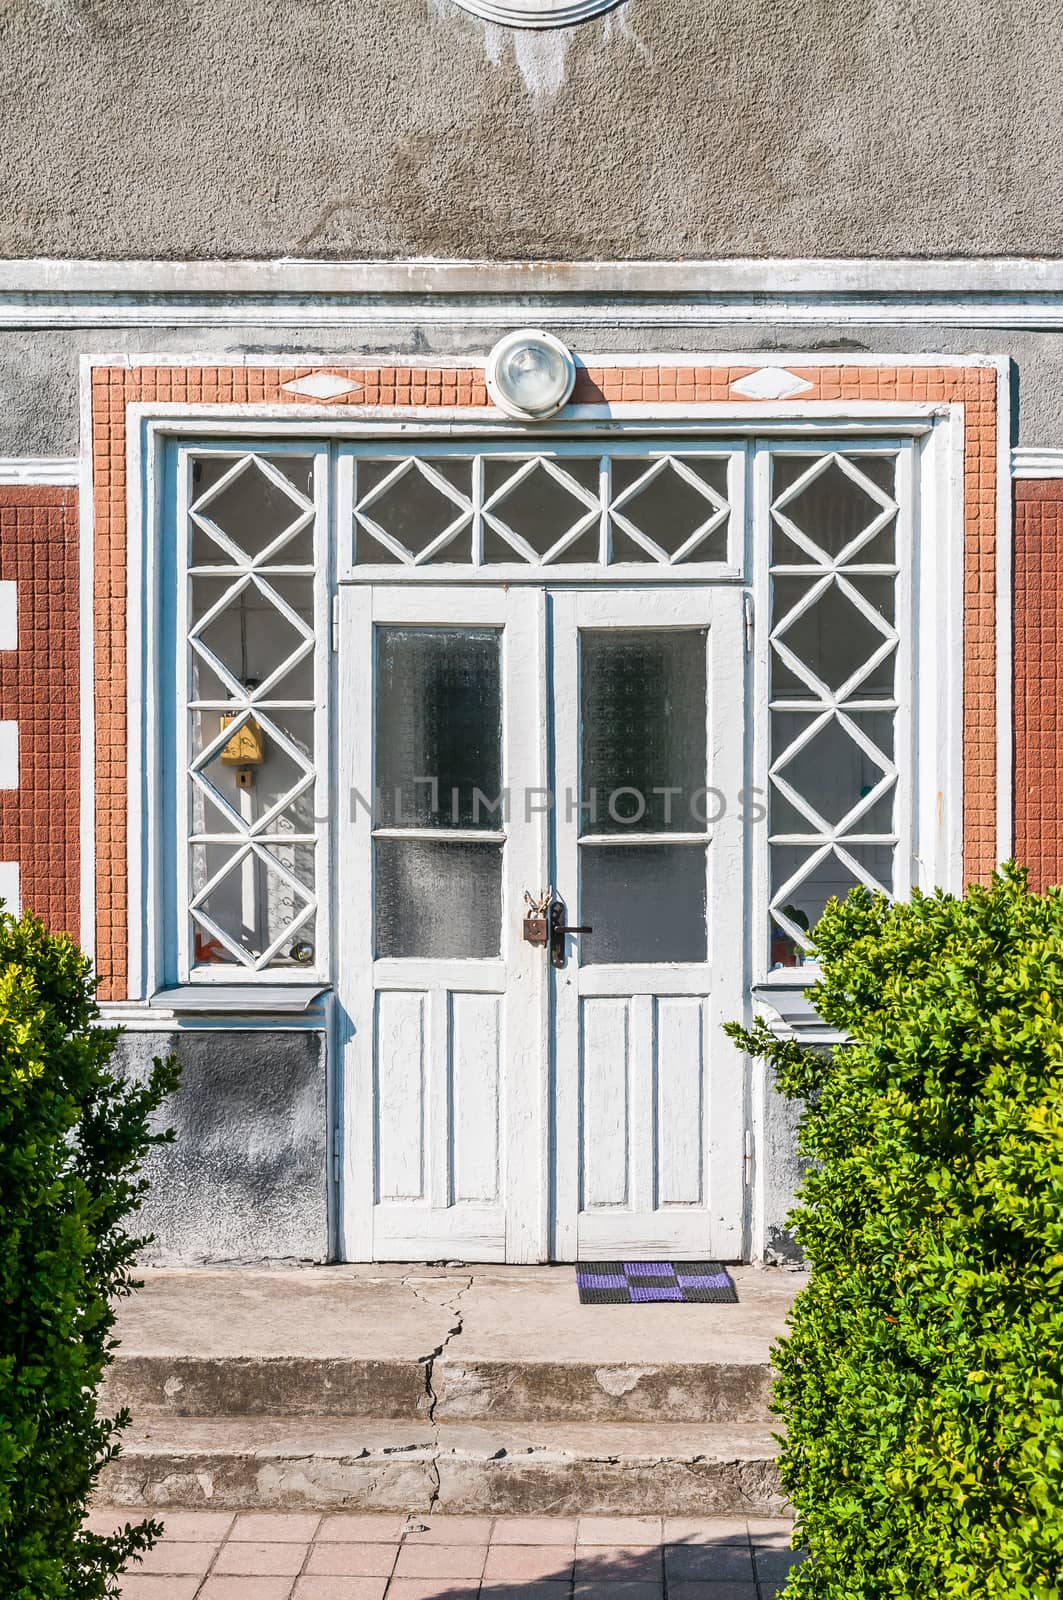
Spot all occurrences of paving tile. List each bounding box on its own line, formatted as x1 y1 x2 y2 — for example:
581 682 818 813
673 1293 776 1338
402 1516 494 1545
293 1579 389 1600
304 1543 397 1577
483 1544 575 1582
490 1517 579 1545
577 1516 662 1546
118 1580 201 1600
131 1541 218 1576
666 1545 756 1582
231 1512 321 1542
754 1548 805 1582
153 1511 236 1542
573 1583 663 1600
87 1506 153 1535
481 1587 571 1600
664 1519 751 1546
199 1580 295 1600
213 1540 308 1575
385 1583 481 1600
669 1586 758 1600
316 1514 408 1543
746 1521 796 1542
393 1543 488 1580
576 1545 663 1581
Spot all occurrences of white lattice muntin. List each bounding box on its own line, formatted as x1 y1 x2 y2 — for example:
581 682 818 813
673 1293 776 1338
761 444 912 966
177 448 329 980
343 442 740 575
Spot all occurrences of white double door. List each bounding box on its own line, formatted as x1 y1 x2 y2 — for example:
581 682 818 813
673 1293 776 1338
338 584 746 1262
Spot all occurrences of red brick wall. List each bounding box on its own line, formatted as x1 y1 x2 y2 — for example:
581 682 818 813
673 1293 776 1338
1014 479 1063 889
89 361 1003 998
0 486 80 937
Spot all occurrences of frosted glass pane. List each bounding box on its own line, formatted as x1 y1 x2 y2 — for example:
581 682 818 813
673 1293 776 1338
581 630 707 833
580 845 707 963
375 840 502 959
376 628 502 828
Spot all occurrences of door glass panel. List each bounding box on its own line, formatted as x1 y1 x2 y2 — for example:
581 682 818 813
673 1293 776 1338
580 845 707 963
375 839 502 959
581 630 708 833
376 628 502 828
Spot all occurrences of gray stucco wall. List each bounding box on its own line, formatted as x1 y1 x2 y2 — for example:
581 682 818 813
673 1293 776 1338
116 1029 329 1265
0 0 1060 261
3 322 1063 449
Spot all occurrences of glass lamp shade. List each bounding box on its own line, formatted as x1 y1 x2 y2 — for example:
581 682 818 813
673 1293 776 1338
486 330 576 419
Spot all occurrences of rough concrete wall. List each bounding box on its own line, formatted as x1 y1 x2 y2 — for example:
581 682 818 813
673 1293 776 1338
115 1029 329 1265
0 0 1061 260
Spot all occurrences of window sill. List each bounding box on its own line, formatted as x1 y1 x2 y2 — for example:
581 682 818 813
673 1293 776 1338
147 984 331 1015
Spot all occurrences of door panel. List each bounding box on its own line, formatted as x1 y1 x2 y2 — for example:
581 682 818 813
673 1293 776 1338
338 586 549 1263
551 589 746 1260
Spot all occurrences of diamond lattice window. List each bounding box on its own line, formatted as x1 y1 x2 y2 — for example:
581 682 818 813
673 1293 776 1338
766 450 903 966
348 448 735 569
181 451 326 977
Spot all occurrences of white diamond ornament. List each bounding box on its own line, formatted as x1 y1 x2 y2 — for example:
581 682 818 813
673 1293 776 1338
730 368 814 400
281 373 362 400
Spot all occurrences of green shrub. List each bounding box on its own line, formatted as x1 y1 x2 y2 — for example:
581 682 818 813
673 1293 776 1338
727 866 1063 1600
0 909 179 1598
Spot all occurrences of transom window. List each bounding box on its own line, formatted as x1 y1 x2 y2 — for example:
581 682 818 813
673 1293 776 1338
340 443 740 571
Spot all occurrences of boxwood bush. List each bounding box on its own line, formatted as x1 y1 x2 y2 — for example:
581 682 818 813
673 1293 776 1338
728 866 1063 1599
0 909 179 1598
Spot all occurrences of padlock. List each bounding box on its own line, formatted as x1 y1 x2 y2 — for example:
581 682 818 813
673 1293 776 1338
522 914 548 947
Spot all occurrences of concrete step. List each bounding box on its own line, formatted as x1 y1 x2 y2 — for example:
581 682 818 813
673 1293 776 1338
99 1415 786 1517
104 1264 798 1426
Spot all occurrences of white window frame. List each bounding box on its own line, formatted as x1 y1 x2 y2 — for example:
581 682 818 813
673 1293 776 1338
124 400 966 1005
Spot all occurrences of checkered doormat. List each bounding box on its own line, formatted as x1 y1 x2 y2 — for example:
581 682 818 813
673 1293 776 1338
576 1261 738 1304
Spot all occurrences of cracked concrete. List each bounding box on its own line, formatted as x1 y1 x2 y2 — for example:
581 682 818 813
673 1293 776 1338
99 1265 797 1513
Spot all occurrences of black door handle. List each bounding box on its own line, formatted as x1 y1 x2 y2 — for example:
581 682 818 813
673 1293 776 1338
549 900 592 968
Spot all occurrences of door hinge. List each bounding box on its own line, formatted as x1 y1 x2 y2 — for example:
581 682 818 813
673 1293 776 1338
744 1128 754 1186
332 1127 342 1184
331 593 340 653
743 591 754 653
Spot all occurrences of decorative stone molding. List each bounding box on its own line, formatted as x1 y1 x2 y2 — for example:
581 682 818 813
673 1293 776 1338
452 0 625 26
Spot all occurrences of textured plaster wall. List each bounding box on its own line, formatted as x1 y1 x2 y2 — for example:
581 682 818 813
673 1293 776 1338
0 0 1061 260
115 1029 329 1265
4 324 1063 453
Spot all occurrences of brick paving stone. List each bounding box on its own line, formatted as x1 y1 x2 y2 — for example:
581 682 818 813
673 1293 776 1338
663 1519 753 1546
755 1548 805 1583
118 1579 201 1600
199 1580 295 1600
403 1517 494 1545
213 1539 308 1575
153 1511 237 1542
491 1517 579 1545
293 1579 389 1600
481 1586 571 1600
230 1512 321 1542
386 1583 481 1600
483 1544 576 1582
576 1545 664 1581
666 1545 756 1582
746 1521 795 1543
577 1516 662 1546
86 1506 159 1536
669 1586 758 1600
316 1514 408 1543
130 1540 218 1576
304 1542 397 1576
393 1543 488 1580
574 1583 663 1600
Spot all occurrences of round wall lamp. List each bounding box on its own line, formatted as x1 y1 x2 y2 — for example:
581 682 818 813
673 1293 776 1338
453 0 626 26
486 330 577 420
